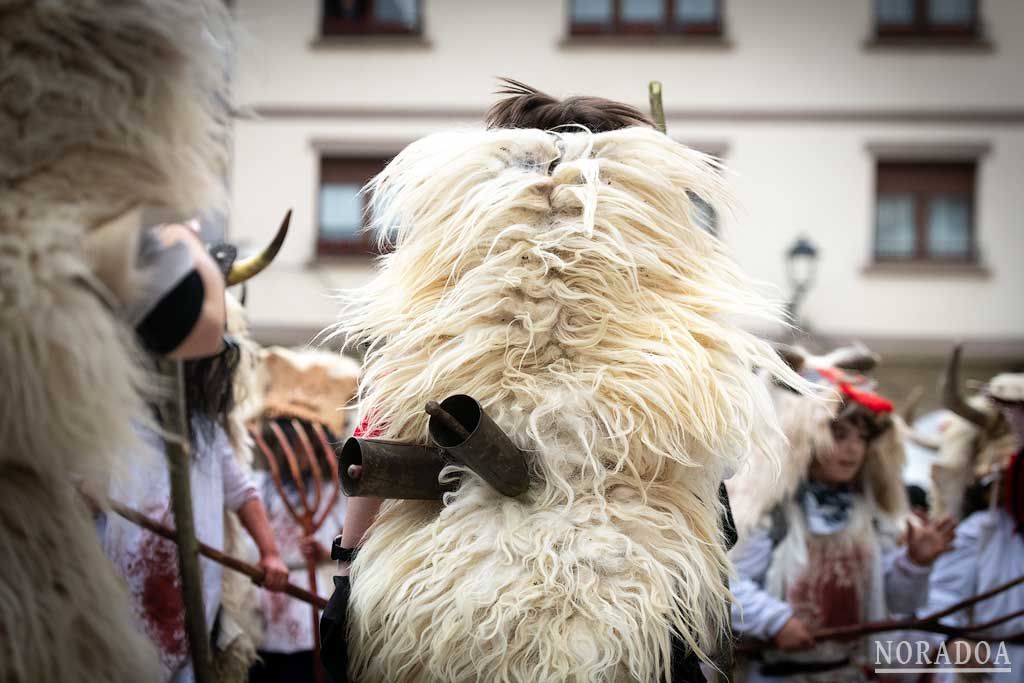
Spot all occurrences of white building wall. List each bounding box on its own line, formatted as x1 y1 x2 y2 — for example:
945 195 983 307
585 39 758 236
234 0 1024 109
230 0 1024 353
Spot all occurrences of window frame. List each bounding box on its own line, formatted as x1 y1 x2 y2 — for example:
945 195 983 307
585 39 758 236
316 157 389 257
569 0 724 37
873 161 977 264
321 0 423 37
874 0 980 39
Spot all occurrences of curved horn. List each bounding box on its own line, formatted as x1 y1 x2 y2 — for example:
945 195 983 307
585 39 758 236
774 343 805 373
907 429 942 451
830 344 880 373
226 210 291 286
941 344 988 429
901 385 925 424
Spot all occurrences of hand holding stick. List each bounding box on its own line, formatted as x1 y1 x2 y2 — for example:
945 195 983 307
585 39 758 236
88 490 328 609
736 572 1024 654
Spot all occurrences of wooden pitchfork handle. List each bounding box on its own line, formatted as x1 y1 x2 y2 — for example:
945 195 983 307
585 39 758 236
88 490 328 609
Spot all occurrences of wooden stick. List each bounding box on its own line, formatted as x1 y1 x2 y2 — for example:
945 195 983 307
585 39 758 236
927 572 1024 624
425 400 472 440
648 81 666 134
970 607 1024 633
158 359 214 683
736 572 1024 653
102 493 328 609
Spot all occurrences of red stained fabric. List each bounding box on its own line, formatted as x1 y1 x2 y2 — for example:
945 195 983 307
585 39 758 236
136 534 188 668
786 538 873 631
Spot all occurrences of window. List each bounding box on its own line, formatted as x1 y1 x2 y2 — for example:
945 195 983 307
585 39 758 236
874 0 979 38
874 162 976 262
318 158 390 256
570 0 722 36
322 0 421 36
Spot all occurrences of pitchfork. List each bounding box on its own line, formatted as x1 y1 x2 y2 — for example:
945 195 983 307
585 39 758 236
250 419 340 683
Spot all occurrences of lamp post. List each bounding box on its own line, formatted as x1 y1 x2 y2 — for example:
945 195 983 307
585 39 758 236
785 235 819 331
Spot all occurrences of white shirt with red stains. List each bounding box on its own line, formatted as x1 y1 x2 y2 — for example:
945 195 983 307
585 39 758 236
250 471 347 653
730 495 931 682
102 416 260 681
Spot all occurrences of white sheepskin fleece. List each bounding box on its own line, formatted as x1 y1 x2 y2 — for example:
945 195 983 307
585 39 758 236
330 126 809 681
727 371 836 539
0 2 234 680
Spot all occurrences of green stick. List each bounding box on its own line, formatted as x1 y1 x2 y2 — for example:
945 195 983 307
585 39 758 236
159 359 214 683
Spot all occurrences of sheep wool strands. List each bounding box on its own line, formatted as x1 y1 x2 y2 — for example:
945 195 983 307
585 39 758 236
331 126 812 682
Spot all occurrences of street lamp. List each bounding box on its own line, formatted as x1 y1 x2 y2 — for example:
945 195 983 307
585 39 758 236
785 235 819 329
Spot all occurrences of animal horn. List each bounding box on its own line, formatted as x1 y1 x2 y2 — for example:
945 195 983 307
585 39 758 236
901 385 924 424
774 343 805 373
648 81 666 134
941 344 988 429
831 344 880 373
226 210 291 286
907 429 942 451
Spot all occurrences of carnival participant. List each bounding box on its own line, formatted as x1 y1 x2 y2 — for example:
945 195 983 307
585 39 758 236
126 220 231 359
0 3 242 681
247 347 357 683
918 349 1024 683
728 346 956 683
319 80 808 682
103 288 290 683
248 419 346 683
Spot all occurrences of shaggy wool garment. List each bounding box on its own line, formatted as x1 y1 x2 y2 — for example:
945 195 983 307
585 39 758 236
932 397 1020 520
330 127 810 682
0 1 234 680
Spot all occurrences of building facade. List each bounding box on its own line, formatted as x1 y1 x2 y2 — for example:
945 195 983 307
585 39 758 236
230 0 1024 404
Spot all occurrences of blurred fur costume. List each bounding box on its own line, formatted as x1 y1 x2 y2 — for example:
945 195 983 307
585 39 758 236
727 346 916 683
728 345 909 539
921 366 1024 683
0 2 232 681
332 126 808 681
257 346 361 437
929 348 1023 520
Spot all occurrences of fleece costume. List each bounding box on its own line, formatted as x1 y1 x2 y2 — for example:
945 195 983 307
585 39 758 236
325 126 808 681
0 2 233 680
728 348 923 682
921 369 1024 683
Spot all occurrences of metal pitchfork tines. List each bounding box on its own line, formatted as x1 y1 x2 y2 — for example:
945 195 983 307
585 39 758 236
249 418 340 683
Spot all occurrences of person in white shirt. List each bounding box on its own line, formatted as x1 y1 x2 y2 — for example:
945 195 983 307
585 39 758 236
247 421 347 683
103 348 289 683
918 367 1024 682
728 347 955 682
